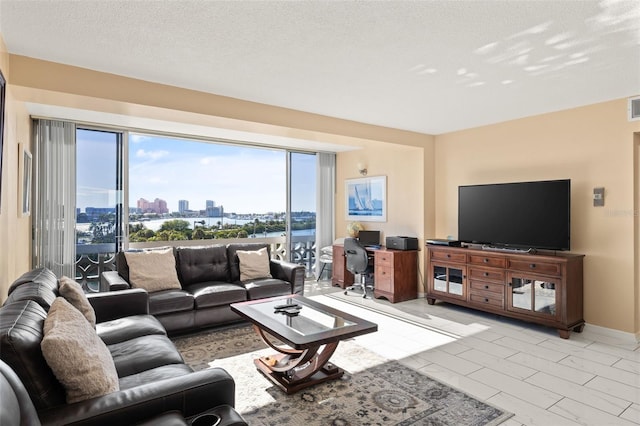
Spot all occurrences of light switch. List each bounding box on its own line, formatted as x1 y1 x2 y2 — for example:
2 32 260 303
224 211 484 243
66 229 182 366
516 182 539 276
593 187 604 207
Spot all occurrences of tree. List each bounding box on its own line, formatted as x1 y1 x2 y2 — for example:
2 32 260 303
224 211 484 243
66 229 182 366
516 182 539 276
160 219 191 233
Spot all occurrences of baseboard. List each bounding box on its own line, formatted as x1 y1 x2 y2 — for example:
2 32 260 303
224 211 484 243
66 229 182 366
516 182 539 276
582 323 639 346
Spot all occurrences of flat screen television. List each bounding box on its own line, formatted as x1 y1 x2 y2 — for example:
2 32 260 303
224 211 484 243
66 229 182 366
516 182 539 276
458 179 571 251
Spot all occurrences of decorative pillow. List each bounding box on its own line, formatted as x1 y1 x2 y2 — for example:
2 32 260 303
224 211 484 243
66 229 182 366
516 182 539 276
58 276 96 327
124 248 182 292
237 247 272 281
41 297 119 403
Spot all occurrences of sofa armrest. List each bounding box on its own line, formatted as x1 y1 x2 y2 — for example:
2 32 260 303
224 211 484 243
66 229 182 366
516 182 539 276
270 259 305 295
100 271 131 292
87 288 149 323
39 368 236 426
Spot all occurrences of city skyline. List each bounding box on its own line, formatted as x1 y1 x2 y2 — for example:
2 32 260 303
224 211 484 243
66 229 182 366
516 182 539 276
77 130 316 213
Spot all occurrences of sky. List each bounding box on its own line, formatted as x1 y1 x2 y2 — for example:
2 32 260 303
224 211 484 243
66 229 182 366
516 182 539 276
76 130 316 214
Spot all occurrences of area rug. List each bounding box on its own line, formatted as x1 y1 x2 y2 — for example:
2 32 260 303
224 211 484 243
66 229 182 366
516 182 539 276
173 323 513 425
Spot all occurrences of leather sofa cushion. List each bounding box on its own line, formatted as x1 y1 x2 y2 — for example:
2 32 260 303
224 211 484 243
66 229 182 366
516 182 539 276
244 278 292 300
118 364 193 390
108 334 184 377
185 283 247 309
3 283 57 311
176 245 229 285
148 289 194 316
0 300 66 410
227 243 271 283
7 267 58 296
97 314 167 345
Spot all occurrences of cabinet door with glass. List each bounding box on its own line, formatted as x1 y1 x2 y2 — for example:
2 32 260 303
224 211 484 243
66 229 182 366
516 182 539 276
506 272 560 320
428 262 467 301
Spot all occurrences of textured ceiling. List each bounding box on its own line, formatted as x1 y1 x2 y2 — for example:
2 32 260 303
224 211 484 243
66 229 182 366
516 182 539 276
1 0 639 135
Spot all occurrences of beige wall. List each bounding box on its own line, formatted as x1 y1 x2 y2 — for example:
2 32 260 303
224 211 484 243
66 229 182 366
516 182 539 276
0 36 32 301
335 141 431 294
434 100 640 334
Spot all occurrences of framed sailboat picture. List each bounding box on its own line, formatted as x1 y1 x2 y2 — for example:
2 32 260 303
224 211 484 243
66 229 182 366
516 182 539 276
345 176 387 222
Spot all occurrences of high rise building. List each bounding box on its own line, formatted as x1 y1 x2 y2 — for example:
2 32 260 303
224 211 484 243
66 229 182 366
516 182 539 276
178 200 189 214
137 197 169 214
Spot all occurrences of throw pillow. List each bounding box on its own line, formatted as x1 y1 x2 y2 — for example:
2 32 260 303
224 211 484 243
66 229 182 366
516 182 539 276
237 247 272 281
124 248 182 292
41 297 119 403
58 276 96 327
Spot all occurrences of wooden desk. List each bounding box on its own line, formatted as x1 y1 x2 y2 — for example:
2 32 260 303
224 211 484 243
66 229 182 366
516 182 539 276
332 245 418 303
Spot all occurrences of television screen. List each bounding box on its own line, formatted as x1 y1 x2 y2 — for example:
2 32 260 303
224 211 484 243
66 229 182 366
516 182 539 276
458 179 570 251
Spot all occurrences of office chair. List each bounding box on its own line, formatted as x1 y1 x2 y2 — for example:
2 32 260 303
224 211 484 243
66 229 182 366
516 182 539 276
343 237 374 298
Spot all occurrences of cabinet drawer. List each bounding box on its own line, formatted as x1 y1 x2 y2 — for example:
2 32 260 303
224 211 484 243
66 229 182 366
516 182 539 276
375 265 392 286
468 267 505 282
469 254 506 268
375 252 392 267
469 291 504 308
508 259 561 276
469 280 504 294
430 250 466 263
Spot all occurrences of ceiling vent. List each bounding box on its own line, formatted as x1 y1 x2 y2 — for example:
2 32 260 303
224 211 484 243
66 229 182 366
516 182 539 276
630 96 640 121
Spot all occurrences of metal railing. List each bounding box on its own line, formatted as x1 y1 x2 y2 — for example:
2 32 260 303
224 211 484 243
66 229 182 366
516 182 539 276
74 235 318 291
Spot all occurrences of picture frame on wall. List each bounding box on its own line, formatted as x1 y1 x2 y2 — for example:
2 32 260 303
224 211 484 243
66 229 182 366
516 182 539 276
0 69 5 211
345 175 387 222
19 143 32 217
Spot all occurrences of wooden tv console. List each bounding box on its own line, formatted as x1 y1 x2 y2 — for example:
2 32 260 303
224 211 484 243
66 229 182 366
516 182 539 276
426 245 584 339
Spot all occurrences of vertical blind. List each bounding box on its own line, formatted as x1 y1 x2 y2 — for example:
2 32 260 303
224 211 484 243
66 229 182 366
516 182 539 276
315 152 335 278
33 119 76 278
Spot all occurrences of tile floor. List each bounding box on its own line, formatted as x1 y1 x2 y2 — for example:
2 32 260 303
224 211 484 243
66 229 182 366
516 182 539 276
305 279 640 426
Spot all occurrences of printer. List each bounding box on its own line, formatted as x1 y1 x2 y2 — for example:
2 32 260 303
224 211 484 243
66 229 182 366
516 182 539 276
385 236 419 251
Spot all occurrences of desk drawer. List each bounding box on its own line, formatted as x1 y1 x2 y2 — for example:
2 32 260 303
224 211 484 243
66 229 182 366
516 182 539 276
375 252 392 267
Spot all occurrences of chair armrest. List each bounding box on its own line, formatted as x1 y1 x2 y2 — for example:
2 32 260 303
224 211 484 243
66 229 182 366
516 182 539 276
101 271 131 292
270 259 306 295
39 368 236 426
87 288 149 323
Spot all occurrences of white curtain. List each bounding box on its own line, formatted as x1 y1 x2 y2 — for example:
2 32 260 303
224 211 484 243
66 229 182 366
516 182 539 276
33 119 76 278
315 152 336 279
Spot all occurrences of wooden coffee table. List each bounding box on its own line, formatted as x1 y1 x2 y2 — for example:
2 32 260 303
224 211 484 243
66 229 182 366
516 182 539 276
230 294 377 394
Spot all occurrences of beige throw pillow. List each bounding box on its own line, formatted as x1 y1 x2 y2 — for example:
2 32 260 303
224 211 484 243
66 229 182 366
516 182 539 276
58 276 96 327
237 247 272 281
124 248 182 292
41 297 119 403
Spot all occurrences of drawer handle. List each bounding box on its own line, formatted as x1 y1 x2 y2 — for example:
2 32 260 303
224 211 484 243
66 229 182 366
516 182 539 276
484 285 489 289
483 258 489 263
483 272 489 277
529 263 536 269
484 298 489 303
446 254 451 258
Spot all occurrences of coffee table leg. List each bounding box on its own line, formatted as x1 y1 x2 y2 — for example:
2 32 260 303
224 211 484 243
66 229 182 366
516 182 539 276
252 327 344 394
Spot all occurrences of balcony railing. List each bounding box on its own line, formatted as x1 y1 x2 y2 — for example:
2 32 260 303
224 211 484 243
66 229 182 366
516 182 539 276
75 235 318 292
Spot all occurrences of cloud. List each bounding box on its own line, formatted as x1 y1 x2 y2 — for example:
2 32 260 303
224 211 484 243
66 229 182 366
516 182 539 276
136 149 169 160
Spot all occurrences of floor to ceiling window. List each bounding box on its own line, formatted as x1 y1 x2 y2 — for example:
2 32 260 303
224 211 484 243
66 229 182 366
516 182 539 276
75 128 123 290
72 129 325 284
288 152 317 275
